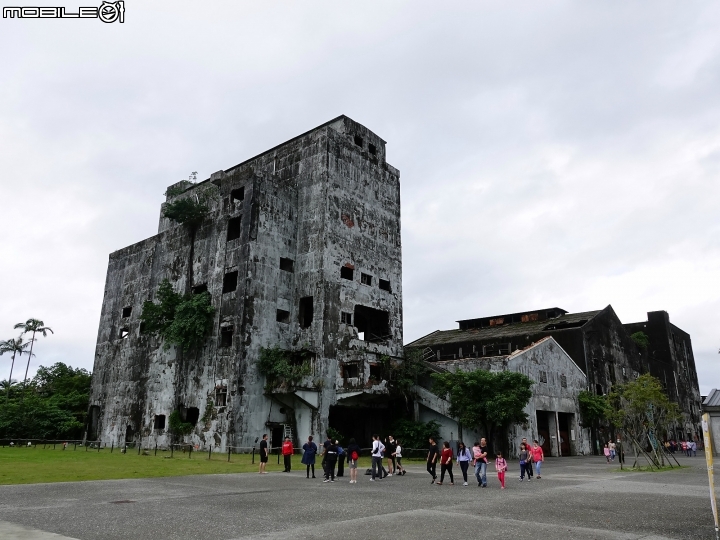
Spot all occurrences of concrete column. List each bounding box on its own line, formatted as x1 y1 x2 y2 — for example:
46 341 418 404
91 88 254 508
413 400 420 422
548 412 559 457
555 411 562 457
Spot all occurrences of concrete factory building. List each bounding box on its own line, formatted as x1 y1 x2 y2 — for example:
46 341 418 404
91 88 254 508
88 116 403 451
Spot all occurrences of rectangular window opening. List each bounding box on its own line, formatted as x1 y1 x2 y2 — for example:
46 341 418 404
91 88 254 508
215 387 227 407
185 407 200 426
119 328 130 339
341 266 354 280
227 216 242 241
192 283 208 295
369 363 382 381
220 326 234 348
299 296 314 329
560 374 567 388
280 257 294 272
276 309 290 323
354 135 363 147
379 279 391 292
231 187 245 202
122 306 132 318
341 312 352 325
539 371 548 384
222 271 238 293
353 305 390 343
343 363 359 379
368 143 377 155
361 273 372 286
154 414 166 430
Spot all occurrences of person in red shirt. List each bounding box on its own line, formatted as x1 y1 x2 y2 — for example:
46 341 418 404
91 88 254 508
531 440 544 479
282 437 294 472
436 441 454 485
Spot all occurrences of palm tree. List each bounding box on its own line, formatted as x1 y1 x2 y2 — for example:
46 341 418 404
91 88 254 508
13 319 53 401
0 336 31 404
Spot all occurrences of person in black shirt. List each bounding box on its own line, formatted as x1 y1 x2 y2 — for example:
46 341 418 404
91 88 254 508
427 437 439 483
385 436 397 475
323 440 338 482
259 434 269 474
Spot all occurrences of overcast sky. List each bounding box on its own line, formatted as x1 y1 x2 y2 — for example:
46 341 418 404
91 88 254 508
1 1 718 393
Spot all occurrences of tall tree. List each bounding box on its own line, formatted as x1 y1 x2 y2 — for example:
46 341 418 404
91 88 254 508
431 369 533 452
13 319 53 402
0 336 32 404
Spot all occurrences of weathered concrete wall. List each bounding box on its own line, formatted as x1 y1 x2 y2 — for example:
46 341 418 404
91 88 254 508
89 116 403 451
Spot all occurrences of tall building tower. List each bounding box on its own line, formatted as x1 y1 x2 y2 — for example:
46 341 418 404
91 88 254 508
88 116 403 449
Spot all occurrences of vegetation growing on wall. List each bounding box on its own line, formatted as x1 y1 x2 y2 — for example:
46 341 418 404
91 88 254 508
140 279 215 353
257 347 313 391
578 389 610 428
163 184 215 229
630 331 650 350
381 350 430 406
168 410 193 437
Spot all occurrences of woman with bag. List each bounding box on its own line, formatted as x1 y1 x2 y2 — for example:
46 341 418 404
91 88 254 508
346 438 361 484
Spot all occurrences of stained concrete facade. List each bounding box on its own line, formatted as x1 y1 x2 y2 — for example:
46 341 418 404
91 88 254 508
413 337 591 458
88 116 403 451
408 305 702 445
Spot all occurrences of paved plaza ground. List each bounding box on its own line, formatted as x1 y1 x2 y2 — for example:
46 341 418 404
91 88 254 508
0 454 715 539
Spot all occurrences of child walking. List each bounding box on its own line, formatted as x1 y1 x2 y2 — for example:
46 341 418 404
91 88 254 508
604 443 611 463
495 452 507 489
393 439 406 476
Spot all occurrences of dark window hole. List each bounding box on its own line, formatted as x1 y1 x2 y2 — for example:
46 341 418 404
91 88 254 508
227 216 242 241
223 271 238 293
122 306 132 318
361 273 372 286
220 326 234 348
299 296 313 329
343 364 359 378
192 283 208 295
379 279 391 292
154 415 166 430
354 135 363 147
280 258 294 272
368 143 377 155
341 312 352 325
231 187 245 202
341 266 354 280
276 309 290 323
353 305 390 343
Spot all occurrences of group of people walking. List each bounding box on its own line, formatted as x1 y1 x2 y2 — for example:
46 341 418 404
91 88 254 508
425 436 544 489
258 432 546 490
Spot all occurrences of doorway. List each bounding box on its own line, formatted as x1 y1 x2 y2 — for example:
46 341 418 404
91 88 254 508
558 412 571 456
536 411 552 455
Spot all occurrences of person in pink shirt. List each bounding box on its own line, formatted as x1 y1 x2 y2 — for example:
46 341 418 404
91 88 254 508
531 440 544 479
603 443 611 463
495 452 507 489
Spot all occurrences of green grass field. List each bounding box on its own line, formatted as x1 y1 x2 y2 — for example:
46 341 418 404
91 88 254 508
0 446 377 485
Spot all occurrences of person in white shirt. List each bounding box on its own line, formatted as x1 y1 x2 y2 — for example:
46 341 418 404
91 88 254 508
393 439 406 476
370 434 386 481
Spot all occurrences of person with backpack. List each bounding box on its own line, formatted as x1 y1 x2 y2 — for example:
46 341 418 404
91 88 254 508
456 441 472 486
436 441 454 485
495 451 507 489
323 440 338 482
370 434 386 481
282 437 294 472
347 438 361 484
301 435 318 479
393 439 406 475
336 442 346 477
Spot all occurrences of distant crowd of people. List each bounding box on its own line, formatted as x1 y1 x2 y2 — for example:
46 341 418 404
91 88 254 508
665 439 699 456
256 433 545 489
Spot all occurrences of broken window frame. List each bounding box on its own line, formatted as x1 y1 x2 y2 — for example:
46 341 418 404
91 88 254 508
560 374 567 388
360 273 372 286
119 328 130 339
231 186 245 202
215 386 228 408
353 304 390 343
343 363 359 379
340 311 352 325
222 271 239 294
279 258 294 273
539 371 548 384
226 216 242 241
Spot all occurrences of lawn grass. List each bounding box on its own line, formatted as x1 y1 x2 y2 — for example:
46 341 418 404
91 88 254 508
0 446 375 485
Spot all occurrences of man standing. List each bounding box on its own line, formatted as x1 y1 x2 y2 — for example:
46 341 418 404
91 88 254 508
259 434 269 474
370 434 385 481
427 437 439 484
282 437 294 472
386 435 397 476
473 438 488 487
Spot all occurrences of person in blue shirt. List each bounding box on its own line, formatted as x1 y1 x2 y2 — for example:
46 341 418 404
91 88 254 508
301 436 318 479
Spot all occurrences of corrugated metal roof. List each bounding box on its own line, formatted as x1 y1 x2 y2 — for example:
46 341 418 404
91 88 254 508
703 389 720 407
406 310 602 348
